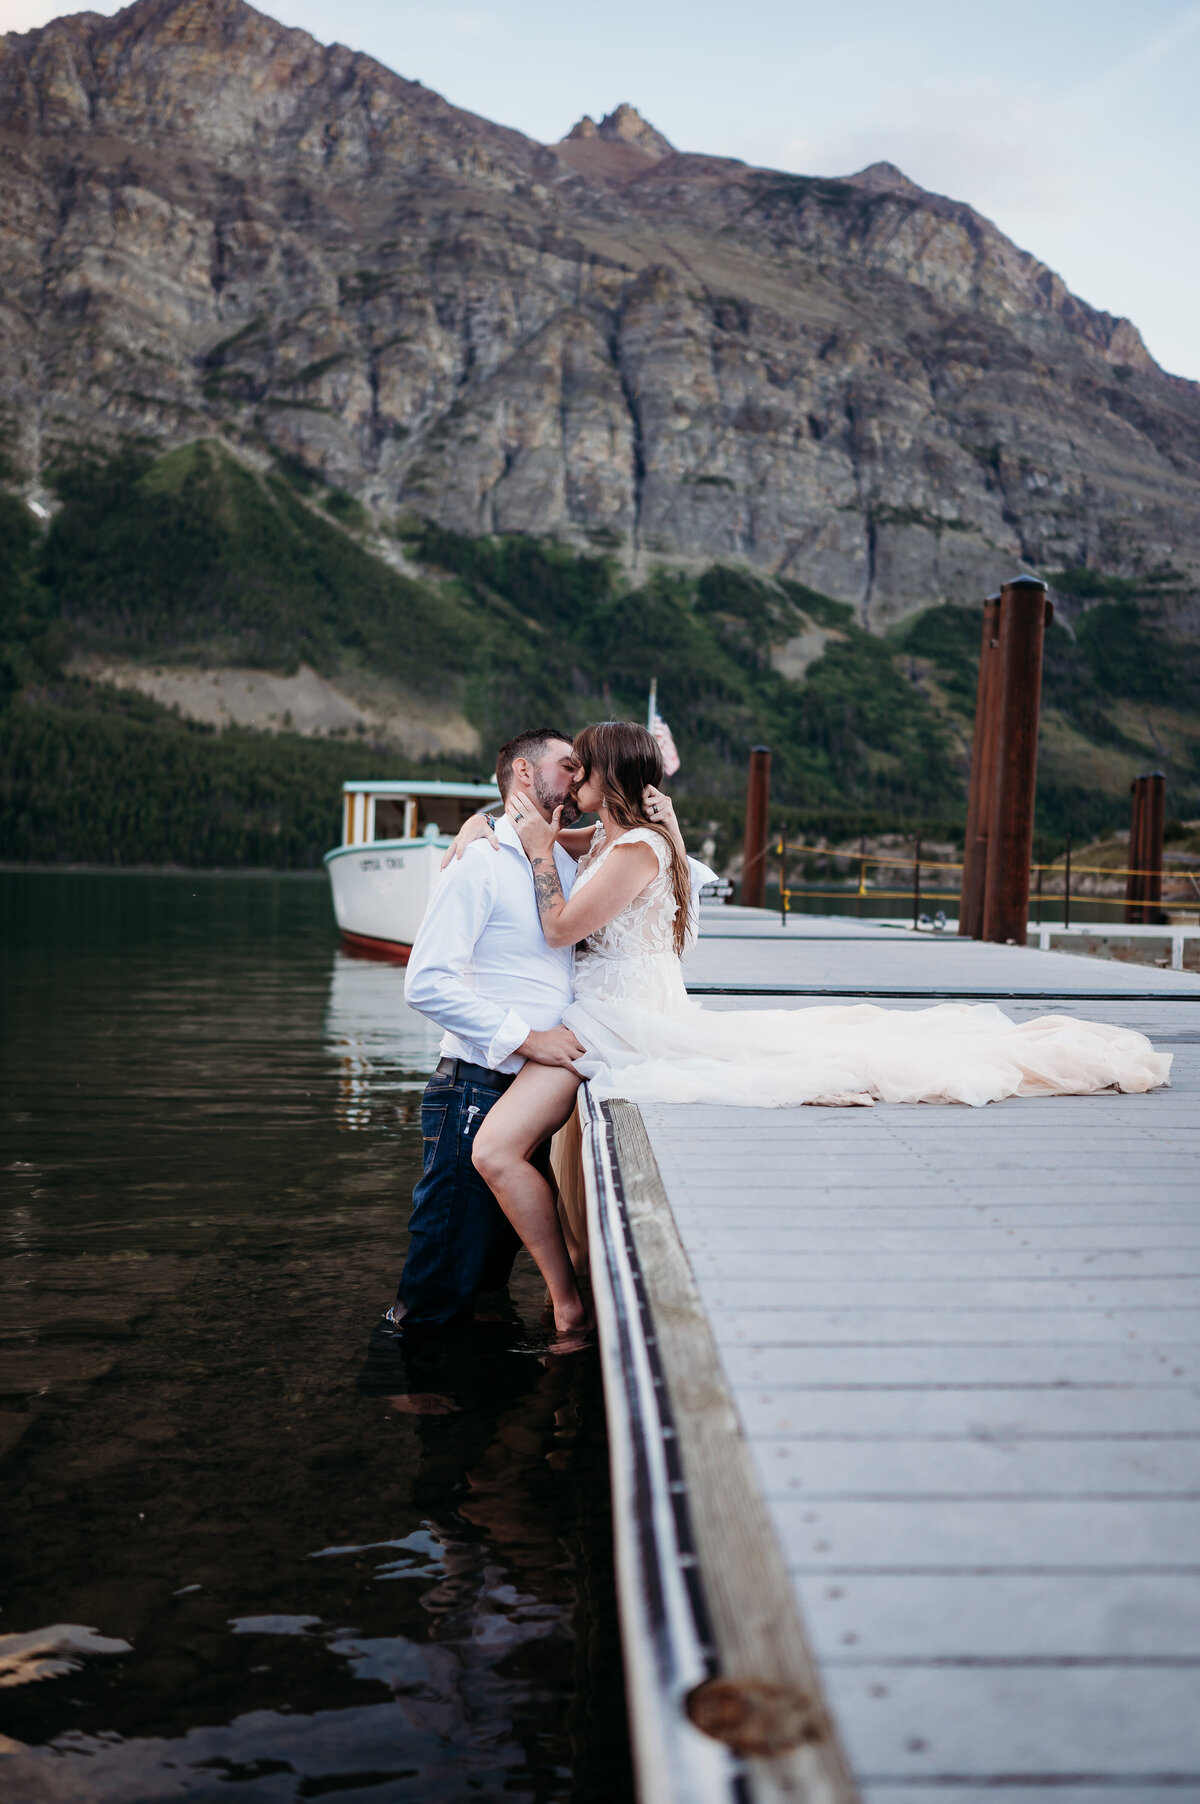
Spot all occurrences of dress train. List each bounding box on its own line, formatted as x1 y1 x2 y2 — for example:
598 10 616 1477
564 828 1171 1110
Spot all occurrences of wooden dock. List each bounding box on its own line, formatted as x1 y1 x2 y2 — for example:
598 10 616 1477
576 906 1200 1804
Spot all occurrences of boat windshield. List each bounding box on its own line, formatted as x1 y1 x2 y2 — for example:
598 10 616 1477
365 793 491 841
413 794 490 836
372 798 414 840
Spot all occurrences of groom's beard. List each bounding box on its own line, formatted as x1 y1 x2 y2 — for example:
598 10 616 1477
533 772 582 827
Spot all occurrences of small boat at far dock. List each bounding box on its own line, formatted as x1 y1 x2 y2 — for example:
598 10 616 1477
324 779 500 960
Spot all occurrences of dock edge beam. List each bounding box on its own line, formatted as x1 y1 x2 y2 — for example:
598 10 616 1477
579 1089 860 1804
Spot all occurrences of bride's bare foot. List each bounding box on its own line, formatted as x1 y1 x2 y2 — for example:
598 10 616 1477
546 1314 596 1356
553 1296 592 1334
542 1294 595 1337
546 1331 594 1356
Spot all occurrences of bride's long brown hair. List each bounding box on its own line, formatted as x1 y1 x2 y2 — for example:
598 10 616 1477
571 721 692 955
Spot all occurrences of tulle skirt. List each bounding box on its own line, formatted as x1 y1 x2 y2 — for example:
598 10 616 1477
564 954 1171 1108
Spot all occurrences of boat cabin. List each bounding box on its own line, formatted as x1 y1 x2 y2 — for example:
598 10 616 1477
339 780 502 848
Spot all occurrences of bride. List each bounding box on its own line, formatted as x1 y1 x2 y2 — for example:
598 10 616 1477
467 720 1171 1335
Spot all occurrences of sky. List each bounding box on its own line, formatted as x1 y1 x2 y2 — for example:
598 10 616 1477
6 0 1199 380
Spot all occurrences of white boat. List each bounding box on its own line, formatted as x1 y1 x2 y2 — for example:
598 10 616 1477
324 778 501 960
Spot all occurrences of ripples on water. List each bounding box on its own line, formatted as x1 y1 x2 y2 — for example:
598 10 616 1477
0 873 632 1803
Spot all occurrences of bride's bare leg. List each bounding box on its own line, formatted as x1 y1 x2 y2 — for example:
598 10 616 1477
560 1200 588 1280
543 1159 587 1278
471 1064 586 1334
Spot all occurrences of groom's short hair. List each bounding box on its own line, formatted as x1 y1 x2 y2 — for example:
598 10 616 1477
495 727 573 797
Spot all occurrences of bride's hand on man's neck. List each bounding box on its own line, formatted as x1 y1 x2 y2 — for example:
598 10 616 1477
506 793 560 852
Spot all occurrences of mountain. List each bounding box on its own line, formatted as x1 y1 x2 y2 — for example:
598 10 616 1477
2 0 1199 626
2 0 1200 872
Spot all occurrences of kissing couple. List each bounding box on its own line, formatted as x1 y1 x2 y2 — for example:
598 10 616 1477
383 720 1170 1358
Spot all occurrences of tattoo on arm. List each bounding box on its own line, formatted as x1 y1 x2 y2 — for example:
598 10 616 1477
529 856 566 926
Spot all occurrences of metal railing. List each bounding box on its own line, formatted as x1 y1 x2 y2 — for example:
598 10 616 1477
773 838 1198 930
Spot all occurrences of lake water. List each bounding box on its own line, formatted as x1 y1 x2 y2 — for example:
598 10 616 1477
0 872 632 1803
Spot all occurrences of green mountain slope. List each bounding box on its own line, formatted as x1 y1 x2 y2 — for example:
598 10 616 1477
3 442 1198 868
41 444 476 681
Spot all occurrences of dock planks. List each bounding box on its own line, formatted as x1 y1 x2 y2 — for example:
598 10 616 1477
585 910 1200 1804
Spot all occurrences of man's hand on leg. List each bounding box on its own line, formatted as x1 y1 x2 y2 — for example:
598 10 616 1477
516 1026 586 1069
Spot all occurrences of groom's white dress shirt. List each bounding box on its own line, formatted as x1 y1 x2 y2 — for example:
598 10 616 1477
404 813 577 1073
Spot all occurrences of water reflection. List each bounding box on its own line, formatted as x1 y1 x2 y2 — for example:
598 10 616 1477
324 954 440 1132
0 873 631 1803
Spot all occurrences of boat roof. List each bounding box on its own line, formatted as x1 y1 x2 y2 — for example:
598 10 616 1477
341 779 500 798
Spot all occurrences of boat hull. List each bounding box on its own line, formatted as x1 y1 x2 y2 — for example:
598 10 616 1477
324 838 447 958
338 929 413 964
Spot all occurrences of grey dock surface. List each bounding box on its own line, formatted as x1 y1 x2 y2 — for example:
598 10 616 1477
581 907 1200 1804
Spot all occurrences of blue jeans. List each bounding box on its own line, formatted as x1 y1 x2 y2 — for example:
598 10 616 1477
394 1069 548 1334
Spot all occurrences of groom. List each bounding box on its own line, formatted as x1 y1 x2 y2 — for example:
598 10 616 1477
378 727 586 1363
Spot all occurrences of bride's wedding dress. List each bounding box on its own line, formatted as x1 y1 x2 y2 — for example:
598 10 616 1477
563 826 1171 1108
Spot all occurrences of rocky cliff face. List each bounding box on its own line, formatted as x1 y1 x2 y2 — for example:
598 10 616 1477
2 0 1199 628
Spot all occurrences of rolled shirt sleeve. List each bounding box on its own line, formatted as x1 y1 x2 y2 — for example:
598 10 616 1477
485 1008 532 1070
404 853 530 1061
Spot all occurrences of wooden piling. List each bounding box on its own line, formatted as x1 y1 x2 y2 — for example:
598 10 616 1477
1127 779 1147 923
981 577 1053 945
1126 772 1165 925
959 594 1003 938
741 746 771 909
1146 771 1166 922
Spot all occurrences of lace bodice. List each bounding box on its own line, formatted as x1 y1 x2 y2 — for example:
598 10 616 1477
570 824 690 1009
574 825 677 955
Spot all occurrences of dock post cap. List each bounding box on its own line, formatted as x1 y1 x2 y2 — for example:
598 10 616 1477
750 743 771 753
985 590 1002 602
1001 574 1048 591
